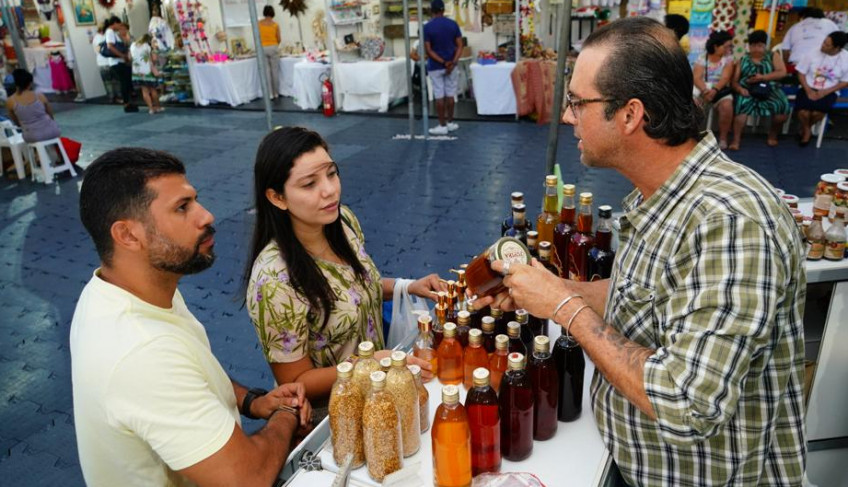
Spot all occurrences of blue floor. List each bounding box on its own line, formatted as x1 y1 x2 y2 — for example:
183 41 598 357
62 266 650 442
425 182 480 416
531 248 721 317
0 102 845 485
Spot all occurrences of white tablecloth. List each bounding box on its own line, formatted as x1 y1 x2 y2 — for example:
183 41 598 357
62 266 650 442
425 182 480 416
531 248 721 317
189 58 262 107
471 61 517 115
293 62 331 110
278 56 303 97
336 57 408 112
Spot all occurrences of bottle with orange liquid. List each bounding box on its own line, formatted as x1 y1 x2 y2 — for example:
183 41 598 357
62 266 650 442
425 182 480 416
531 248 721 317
432 385 473 487
450 268 468 312
536 175 559 245
568 192 595 281
488 334 509 393
437 323 464 385
465 368 501 476
463 329 489 389
413 314 438 378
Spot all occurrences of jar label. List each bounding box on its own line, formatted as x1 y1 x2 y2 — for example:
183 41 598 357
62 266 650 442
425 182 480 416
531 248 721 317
808 242 825 260
814 194 833 210
825 242 845 260
494 238 531 264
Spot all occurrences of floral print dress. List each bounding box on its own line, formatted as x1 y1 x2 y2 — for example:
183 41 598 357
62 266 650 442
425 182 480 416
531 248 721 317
246 206 384 369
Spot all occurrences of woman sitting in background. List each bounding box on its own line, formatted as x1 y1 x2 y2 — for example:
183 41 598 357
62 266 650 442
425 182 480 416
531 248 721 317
5 69 60 143
794 31 848 147
731 30 791 149
244 127 440 411
693 30 734 149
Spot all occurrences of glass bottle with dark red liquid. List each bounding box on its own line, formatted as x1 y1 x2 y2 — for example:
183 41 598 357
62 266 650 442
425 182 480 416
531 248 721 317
465 367 501 476
587 205 615 281
499 352 534 461
490 307 506 337
526 231 539 260
527 336 559 441
481 317 496 356
506 321 527 358
514 309 535 353
437 323 464 385
501 192 527 236
456 310 471 349
568 192 595 282
504 203 529 245
553 183 576 278
538 241 562 276
553 328 585 422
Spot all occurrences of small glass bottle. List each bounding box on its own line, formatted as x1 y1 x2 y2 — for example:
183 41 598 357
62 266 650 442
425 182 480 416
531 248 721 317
329 362 365 468
499 353 534 462
526 230 539 259
444 280 458 324
488 334 509 393
587 205 615 281
432 385 473 487
490 307 506 337
825 213 846 261
538 241 562 276
414 314 439 378
362 371 403 482
456 310 472 348
353 341 380 399
527 336 559 441
451 268 468 312
807 215 826 261
553 329 585 422
481 316 496 356
386 351 421 458
465 367 501 476
505 203 529 244
506 321 527 358
537 175 559 245
409 364 430 434
437 323 464 385
463 329 489 390
514 309 537 357
568 192 595 281
501 191 526 236
554 183 577 279
464 237 532 298
433 291 449 348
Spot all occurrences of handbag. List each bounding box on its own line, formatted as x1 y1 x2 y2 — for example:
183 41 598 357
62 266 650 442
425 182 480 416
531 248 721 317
748 63 771 101
99 38 128 58
387 278 430 349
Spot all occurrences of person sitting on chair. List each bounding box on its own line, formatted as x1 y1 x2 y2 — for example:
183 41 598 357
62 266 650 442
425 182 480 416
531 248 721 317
693 31 734 149
794 31 848 147
5 69 60 143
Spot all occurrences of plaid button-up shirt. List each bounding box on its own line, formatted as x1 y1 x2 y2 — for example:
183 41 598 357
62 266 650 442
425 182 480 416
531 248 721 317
592 133 807 486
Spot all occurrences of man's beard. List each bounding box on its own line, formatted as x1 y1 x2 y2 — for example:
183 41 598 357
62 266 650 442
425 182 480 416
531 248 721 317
147 225 216 275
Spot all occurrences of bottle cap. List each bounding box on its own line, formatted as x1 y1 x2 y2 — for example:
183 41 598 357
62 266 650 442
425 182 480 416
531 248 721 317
358 341 375 358
468 328 482 345
527 230 538 239
580 192 593 205
545 175 558 186
451 268 466 285
508 353 525 370
379 357 392 371
443 322 457 338
481 316 495 332
512 203 526 213
370 370 387 390
515 309 528 324
490 307 503 318
457 310 471 325
472 367 490 387
510 191 524 202
598 205 612 218
495 334 509 350
336 361 353 378
539 241 552 258
507 321 520 338
442 385 460 404
407 364 421 378
418 314 432 332
533 335 550 354
391 351 407 367
562 183 576 196
821 173 845 184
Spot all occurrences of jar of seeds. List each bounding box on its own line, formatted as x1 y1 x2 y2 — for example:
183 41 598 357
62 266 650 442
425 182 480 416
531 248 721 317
352 341 380 398
329 362 365 468
408 364 430 433
363 371 404 482
386 351 421 457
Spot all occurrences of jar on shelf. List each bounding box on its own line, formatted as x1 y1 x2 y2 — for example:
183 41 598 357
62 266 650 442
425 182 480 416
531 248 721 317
362 371 404 482
833 182 848 220
814 173 846 217
781 194 799 209
329 362 365 469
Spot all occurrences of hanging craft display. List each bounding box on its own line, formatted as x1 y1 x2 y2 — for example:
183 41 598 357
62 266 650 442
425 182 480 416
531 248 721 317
175 0 213 62
280 0 307 17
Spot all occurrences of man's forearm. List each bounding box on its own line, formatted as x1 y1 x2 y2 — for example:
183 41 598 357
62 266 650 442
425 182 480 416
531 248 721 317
567 278 610 316
246 411 298 484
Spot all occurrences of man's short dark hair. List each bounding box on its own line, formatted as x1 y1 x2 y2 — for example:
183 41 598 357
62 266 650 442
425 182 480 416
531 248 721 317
581 16 703 146
79 148 186 265
747 30 768 46
829 31 848 50
431 0 444 13
800 7 825 19
664 14 689 40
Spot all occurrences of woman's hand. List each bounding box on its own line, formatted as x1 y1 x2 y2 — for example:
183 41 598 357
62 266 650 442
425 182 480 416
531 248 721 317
702 88 716 103
374 349 435 381
747 74 762 83
254 382 312 427
739 88 750 97
408 273 447 300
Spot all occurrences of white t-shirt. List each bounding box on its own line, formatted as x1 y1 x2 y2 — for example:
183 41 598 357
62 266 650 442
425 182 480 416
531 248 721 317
92 33 110 67
104 28 125 66
71 271 239 487
782 17 840 64
797 49 848 92
130 42 152 76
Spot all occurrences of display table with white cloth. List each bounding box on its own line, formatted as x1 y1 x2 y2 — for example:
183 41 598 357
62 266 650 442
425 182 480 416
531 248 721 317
24 45 66 94
292 62 331 110
278 56 303 97
189 58 262 107
335 57 408 112
470 61 516 115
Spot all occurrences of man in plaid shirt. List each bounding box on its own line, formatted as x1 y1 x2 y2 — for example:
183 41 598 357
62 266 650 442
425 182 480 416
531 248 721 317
480 17 807 486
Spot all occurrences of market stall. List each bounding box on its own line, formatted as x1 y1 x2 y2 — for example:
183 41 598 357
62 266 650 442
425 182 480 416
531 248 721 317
189 57 262 106
470 61 516 115
336 57 408 112
279 55 305 97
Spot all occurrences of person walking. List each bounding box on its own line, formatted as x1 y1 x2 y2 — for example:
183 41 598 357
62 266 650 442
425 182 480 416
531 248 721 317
131 34 164 115
424 0 462 135
105 16 138 112
258 6 282 100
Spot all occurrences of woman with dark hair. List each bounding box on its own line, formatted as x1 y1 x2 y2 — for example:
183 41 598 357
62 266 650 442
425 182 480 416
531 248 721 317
795 31 848 147
730 30 791 149
5 69 61 143
244 127 440 406
693 30 734 149
258 6 282 99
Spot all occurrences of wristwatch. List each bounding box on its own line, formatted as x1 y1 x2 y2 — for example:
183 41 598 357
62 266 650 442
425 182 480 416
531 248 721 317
242 388 268 420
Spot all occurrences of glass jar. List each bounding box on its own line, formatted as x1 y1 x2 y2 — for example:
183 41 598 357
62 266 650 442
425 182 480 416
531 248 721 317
362 371 403 482
465 237 531 298
352 341 380 399
386 351 421 457
329 362 365 468
781 194 799 209
834 182 848 220
814 173 846 217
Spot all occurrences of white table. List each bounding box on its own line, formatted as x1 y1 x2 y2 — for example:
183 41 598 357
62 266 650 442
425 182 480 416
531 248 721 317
279 56 303 97
336 57 408 112
470 62 517 115
293 62 331 110
24 46 66 94
189 58 262 107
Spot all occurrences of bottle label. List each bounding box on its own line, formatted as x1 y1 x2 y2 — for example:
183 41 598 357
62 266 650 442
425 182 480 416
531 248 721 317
825 241 845 260
808 241 825 260
813 194 833 214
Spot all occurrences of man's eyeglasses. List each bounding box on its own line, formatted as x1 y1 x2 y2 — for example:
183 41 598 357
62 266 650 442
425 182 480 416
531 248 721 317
565 92 617 118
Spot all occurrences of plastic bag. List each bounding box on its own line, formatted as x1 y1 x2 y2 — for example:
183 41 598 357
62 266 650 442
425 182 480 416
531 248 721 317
387 278 429 349
472 472 546 487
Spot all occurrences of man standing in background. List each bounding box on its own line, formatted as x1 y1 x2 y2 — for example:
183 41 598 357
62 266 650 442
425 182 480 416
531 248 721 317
424 0 462 135
782 7 839 67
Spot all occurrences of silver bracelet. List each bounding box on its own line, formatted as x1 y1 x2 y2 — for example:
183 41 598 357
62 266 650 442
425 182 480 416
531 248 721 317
552 294 582 320
567 304 591 338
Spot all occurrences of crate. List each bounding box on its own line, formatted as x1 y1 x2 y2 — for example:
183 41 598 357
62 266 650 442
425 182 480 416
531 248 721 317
484 0 514 15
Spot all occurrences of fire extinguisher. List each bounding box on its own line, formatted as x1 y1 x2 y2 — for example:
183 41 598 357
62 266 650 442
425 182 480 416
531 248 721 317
320 73 335 117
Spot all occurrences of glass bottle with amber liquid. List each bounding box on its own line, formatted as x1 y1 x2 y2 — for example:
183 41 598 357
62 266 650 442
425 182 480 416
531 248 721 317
442 280 459 324
414 314 438 378
505 204 530 245
568 192 595 281
481 316 496 356
499 353 534 462
587 205 615 281
506 321 527 358
554 184 576 279
526 231 539 260
538 241 562 276
465 368 501 476
463 329 489 390
456 310 471 348
451 268 468 312
527 336 558 441
501 192 528 236
536 175 559 246
437 323 464 385
433 291 449 347
432 384 472 487
488 334 509 393
514 309 538 353
553 328 585 422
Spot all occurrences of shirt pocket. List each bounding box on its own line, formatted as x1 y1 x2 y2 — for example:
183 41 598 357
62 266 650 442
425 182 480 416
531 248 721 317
608 278 657 346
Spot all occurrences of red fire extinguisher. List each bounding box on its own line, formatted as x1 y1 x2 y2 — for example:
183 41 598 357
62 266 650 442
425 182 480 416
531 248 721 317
320 73 335 117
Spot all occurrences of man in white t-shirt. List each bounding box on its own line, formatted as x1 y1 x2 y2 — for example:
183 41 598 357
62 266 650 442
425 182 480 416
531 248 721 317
794 31 848 146
92 21 119 103
73 148 313 486
104 16 139 112
782 7 839 66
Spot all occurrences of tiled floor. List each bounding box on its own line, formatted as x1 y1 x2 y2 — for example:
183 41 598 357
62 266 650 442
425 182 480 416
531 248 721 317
0 102 846 485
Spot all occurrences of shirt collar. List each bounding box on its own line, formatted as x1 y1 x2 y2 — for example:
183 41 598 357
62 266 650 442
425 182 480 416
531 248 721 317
620 132 718 234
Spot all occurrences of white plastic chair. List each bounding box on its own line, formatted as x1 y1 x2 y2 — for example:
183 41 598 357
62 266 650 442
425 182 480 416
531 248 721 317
27 137 76 184
0 120 29 180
